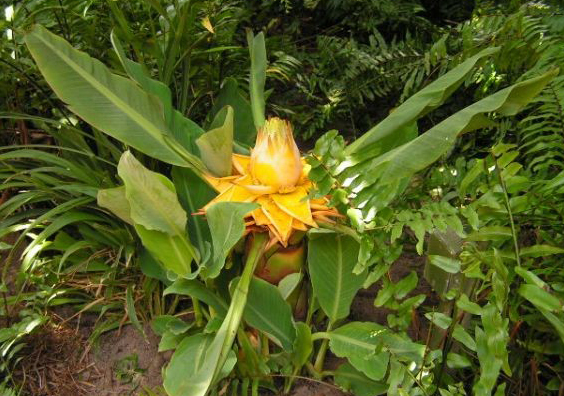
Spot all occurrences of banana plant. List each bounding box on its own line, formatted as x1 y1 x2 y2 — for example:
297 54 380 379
24 23 556 396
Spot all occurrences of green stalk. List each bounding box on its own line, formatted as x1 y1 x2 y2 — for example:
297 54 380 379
211 232 268 383
494 155 521 267
313 322 333 373
317 221 361 242
261 332 269 357
193 297 204 327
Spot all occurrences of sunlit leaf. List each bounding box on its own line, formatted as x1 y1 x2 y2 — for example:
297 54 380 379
97 186 133 225
519 284 562 312
428 255 461 274
346 47 500 154
163 334 236 396
118 151 187 235
25 25 203 170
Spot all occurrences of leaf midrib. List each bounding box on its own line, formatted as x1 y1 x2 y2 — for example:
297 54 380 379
328 332 376 353
331 236 343 321
33 30 174 156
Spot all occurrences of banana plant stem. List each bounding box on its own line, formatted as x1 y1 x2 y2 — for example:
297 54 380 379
313 322 333 373
211 232 268 383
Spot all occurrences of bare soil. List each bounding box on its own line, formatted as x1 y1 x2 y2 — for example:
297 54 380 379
12 324 91 396
286 382 351 396
84 323 168 396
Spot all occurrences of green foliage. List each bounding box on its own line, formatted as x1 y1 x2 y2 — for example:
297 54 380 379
307 230 366 323
3 1 564 396
205 202 258 278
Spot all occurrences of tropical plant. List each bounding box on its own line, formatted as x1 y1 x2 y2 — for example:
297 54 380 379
8 18 557 396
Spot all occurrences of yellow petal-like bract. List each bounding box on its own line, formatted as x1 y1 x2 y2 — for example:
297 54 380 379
199 117 341 246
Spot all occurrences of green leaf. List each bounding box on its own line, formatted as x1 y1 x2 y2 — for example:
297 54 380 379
460 159 485 198
466 226 513 241
425 312 452 330
308 230 366 322
456 294 483 315
346 69 557 192
327 322 389 380
151 315 185 336
168 233 267 396
538 308 564 345
243 277 296 350
97 186 133 225
172 167 216 254
112 151 198 278
519 284 562 312
446 352 471 369
452 324 476 351
135 225 197 279
164 279 228 317
118 151 187 235
212 78 256 145
167 318 193 335
394 271 418 299
163 334 237 396
345 47 499 154
204 202 258 279
25 25 202 170
292 322 313 368
334 363 387 396
0 241 12 250
158 331 186 352
341 69 557 213
169 110 205 155
139 249 170 284
21 211 103 270
473 327 502 396
278 273 303 300
247 30 266 129
196 106 234 177
519 244 564 257
428 255 461 274
515 267 546 288
126 285 146 338
110 31 172 122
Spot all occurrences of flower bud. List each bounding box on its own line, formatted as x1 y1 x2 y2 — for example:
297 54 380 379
254 243 305 285
250 118 303 191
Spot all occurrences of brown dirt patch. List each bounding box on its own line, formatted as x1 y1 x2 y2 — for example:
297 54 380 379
84 323 168 396
12 324 93 396
287 381 350 396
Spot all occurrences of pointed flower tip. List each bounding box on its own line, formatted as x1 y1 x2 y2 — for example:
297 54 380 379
250 117 303 191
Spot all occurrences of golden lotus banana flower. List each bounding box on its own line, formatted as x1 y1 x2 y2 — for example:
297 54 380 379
198 117 342 246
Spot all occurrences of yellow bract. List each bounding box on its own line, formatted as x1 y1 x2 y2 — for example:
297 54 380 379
199 117 341 246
